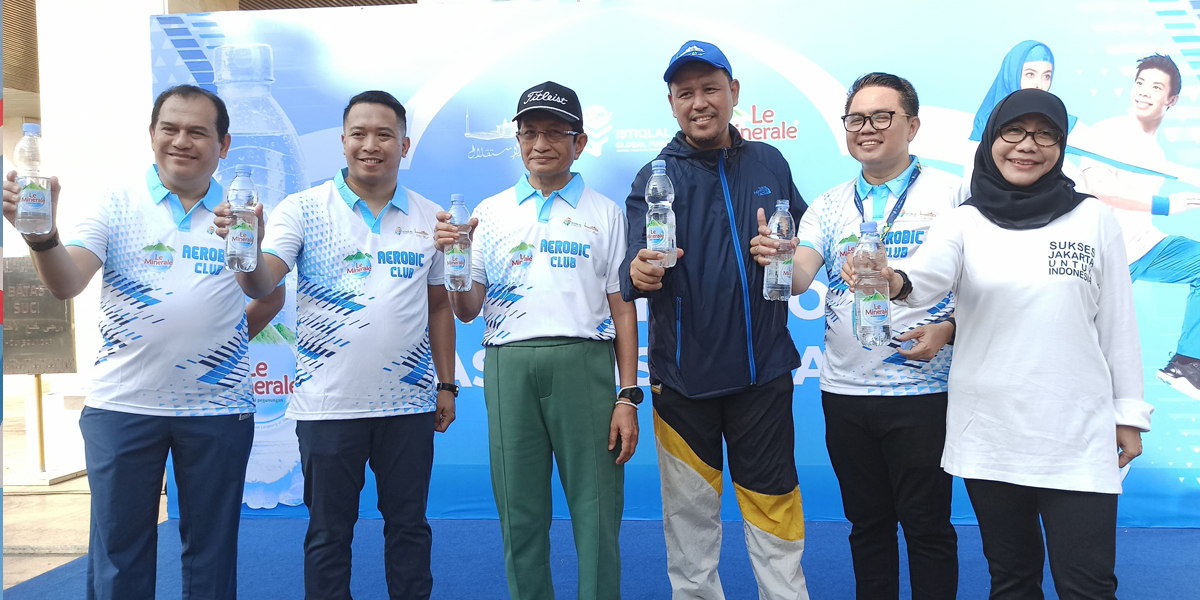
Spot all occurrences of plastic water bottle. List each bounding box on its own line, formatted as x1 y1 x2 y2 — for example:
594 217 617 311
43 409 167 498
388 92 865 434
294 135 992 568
14 124 53 235
645 159 676 268
213 44 308 216
225 166 259 272
763 199 795 301
214 43 308 401
853 221 891 346
445 194 473 292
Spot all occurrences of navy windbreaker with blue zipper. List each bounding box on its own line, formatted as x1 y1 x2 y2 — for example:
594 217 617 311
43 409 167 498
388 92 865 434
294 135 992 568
620 126 807 399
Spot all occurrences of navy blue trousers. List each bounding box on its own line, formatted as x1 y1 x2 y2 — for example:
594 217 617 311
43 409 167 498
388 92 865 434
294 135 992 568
79 406 254 600
296 412 435 600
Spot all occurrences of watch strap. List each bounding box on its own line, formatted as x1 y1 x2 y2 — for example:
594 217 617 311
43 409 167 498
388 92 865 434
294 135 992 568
435 382 459 397
26 232 60 252
617 386 643 405
890 269 913 301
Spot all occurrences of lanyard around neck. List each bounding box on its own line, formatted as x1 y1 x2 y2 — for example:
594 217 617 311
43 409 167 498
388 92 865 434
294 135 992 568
853 165 921 240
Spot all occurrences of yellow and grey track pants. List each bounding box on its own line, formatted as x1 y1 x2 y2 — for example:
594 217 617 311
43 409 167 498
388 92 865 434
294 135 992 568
652 374 809 600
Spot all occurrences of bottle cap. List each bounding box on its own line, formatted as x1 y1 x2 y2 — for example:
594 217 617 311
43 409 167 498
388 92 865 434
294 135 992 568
22 123 40 136
860 221 878 233
451 194 464 203
900 339 915 351
776 199 789 209
651 159 666 174
235 165 253 176
214 44 274 84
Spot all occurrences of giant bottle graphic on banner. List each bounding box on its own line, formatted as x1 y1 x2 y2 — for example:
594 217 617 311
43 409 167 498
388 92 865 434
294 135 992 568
214 43 308 509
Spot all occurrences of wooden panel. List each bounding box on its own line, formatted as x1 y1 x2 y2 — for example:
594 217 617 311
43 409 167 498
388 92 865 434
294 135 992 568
2 0 40 93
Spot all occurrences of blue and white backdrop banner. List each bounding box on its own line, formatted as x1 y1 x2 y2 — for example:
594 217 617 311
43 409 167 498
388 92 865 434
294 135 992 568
152 0 1200 527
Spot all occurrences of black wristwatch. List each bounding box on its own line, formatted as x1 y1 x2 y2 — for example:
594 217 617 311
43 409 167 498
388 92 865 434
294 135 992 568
618 386 644 405
945 317 957 345
25 231 60 252
436 382 459 398
890 269 913 301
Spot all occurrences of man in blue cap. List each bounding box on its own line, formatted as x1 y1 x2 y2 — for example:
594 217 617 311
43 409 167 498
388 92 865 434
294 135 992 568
621 40 810 599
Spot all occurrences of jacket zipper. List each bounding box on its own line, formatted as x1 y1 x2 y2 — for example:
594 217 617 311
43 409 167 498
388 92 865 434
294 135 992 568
676 297 682 370
719 149 756 385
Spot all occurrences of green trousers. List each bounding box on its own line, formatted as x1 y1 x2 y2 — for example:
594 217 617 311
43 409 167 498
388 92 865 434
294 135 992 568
484 338 624 600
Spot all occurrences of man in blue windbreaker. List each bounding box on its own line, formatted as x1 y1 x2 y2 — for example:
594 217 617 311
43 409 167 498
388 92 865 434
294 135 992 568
620 40 809 600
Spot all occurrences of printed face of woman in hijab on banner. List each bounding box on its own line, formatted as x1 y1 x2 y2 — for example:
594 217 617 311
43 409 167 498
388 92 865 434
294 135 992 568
970 40 1069 142
964 88 1089 230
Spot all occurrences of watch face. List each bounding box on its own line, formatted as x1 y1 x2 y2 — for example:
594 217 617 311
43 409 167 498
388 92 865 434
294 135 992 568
620 387 644 405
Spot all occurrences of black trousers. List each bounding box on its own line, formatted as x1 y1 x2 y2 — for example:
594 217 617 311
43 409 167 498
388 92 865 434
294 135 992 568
965 478 1118 600
823 392 958 600
297 412 435 600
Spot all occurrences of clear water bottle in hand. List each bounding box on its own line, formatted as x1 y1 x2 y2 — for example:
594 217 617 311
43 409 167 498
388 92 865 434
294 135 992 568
645 159 677 268
14 124 54 235
763 199 795 301
853 221 891 346
445 194 473 292
225 166 259 272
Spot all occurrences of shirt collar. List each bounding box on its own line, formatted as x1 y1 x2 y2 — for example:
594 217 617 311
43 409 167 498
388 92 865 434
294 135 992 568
855 155 920 203
145 165 223 211
334 168 409 215
516 172 584 208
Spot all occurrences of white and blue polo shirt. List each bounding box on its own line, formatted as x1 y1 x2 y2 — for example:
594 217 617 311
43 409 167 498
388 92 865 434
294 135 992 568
66 166 253 416
470 172 627 346
262 168 444 420
796 158 967 396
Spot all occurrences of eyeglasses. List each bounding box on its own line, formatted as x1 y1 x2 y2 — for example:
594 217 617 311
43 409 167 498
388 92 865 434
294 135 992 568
997 125 1063 147
841 111 910 132
516 129 580 143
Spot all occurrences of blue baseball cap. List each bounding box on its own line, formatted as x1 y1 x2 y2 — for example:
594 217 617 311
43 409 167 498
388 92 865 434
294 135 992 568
663 40 732 83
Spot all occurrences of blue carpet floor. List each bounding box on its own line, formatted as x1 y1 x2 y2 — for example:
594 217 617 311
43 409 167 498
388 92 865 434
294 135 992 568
8 520 1197 599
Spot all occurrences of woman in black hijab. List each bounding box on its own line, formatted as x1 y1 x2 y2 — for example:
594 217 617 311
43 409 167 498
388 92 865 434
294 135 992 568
844 89 1153 600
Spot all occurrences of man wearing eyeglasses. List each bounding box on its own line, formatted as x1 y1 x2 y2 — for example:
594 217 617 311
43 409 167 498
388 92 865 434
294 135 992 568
434 81 638 600
752 73 964 599
622 41 810 600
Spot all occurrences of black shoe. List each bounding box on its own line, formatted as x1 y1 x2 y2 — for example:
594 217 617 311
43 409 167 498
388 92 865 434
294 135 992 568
1157 354 1200 401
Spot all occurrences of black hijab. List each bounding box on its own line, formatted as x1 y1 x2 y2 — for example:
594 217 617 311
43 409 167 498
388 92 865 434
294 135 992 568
964 88 1089 230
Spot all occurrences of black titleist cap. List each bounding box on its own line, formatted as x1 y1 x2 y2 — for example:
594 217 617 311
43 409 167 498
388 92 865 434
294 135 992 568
513 81 584 129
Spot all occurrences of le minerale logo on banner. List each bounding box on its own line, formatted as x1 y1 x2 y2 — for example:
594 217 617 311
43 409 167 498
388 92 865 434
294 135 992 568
732 105 799 141
143 242 175 272
344 250 372 278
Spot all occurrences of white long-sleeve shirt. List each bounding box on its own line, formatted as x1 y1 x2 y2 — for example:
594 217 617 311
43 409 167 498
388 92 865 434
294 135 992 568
899 198 1153 493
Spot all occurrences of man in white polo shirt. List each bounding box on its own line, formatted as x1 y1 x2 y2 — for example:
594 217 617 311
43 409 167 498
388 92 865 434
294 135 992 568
221 90 457 600
434 81 638 600
752 73 963 599
2 84 283 600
